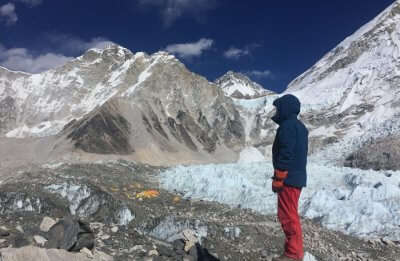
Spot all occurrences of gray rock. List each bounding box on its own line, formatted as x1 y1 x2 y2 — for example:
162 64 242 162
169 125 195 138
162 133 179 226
148 249 159 256
40 217 57 232
173 239 185 255
34 235 48 246
13 235 30 248
0 228 10 237
45 217 94 252
110 226 118 233
15 225 24 233
156 244 175 257
147 216 207 243
344 135 400 171
46 217 80 250
130 245 146 253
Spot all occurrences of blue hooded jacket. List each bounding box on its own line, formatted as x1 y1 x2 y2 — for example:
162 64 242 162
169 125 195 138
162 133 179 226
272 94 308 188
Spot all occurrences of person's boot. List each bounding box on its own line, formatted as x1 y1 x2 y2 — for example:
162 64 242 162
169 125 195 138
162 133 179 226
272 254 302 261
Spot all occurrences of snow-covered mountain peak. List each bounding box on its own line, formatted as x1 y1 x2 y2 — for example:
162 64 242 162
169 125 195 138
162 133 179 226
215 71 271 99
217 71 262 89
77 44 134 65
281 0 400 165
85 43 132 55
288 0 400 95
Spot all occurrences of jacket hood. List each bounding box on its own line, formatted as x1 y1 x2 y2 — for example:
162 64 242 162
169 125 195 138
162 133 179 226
271 94 301 124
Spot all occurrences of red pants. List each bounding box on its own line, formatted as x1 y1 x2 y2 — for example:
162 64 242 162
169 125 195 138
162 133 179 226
278 185 303 260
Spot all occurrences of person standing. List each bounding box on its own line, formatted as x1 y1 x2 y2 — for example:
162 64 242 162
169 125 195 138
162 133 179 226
271 94 309 261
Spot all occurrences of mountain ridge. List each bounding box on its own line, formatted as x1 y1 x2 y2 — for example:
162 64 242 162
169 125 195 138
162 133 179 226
0 43 247 166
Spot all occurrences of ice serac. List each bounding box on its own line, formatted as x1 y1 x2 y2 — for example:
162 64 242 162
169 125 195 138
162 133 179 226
283 0 400 168
215 71 271 99
215 71 278 151
0 66 30 135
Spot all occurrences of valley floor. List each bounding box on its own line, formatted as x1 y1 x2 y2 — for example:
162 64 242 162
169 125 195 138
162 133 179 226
0 160 399 260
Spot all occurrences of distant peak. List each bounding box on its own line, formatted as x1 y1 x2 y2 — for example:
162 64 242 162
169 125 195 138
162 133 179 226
216 71 260 87
215 71 270 98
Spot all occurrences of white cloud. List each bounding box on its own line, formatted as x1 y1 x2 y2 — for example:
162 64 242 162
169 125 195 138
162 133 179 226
13 0 43 6
165 38 213 58
0 3 18 25
224 47 250 59
0 45 72 73
246 70 273 79
0 36 113 73
224 44 261 60
47 34 113 54
0 0 43 26
138 0 217 26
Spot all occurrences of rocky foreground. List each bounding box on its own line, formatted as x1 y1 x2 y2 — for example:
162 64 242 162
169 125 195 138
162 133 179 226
0 161 399 261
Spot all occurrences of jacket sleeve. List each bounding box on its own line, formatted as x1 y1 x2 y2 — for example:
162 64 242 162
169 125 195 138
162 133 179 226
275 122 296 170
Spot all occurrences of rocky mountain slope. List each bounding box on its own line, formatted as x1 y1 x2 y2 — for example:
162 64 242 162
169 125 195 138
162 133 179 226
215 71 271 99
0 45 245 165
288 0 400 168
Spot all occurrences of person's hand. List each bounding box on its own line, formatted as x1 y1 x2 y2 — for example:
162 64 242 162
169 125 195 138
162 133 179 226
272 169 288 193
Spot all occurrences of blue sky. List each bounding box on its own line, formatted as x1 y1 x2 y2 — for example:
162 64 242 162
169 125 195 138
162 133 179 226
0 0 395 92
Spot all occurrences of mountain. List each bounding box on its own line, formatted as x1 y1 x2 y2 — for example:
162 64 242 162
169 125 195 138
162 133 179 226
3 0 400 170
215 71 271 99
0 44 245 165
252 0 400 169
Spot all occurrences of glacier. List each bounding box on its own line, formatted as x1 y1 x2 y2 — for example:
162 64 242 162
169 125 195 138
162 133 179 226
159 150 400 241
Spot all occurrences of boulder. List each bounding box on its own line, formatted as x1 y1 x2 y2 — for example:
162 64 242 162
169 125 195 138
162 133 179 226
45 217 94 252
40 217 57 232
